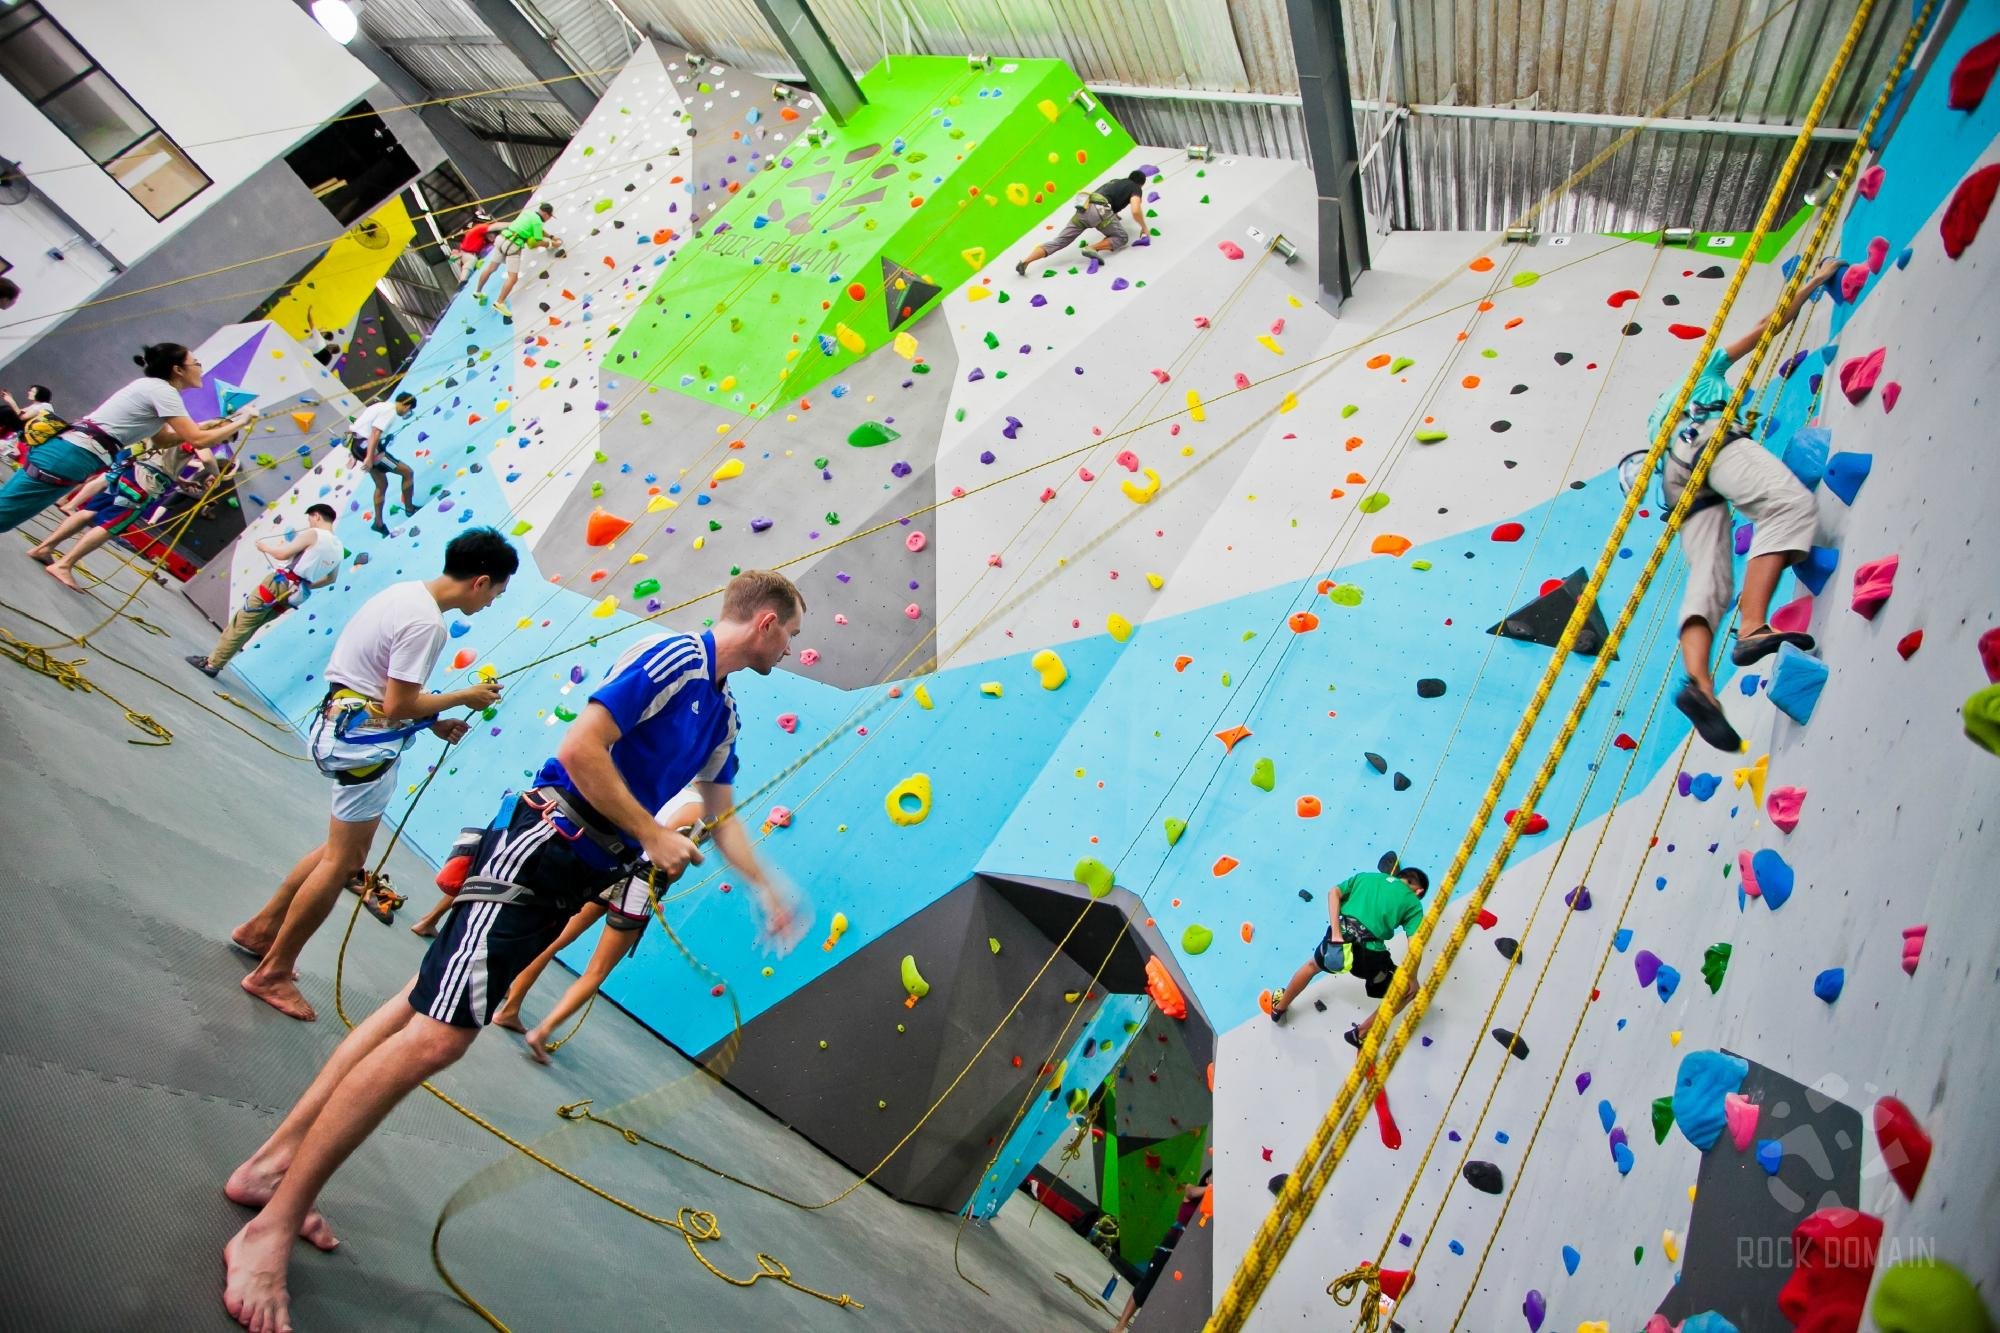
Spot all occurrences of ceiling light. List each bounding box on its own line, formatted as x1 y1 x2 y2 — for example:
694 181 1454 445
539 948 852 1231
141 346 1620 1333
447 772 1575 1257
312 0 360 44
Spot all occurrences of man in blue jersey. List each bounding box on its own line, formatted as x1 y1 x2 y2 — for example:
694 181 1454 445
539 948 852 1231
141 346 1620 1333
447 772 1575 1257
220 570 807 1331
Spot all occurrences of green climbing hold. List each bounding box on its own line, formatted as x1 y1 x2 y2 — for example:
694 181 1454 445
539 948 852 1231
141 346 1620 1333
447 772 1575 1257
554 705 578 722
1075 857 1115 898
593 198 613 213
982 331 999 349
1358 493 1390 513
1250 757 1275 792
912 362 930 374
813 457 830 469
988 937 1001 955
1411 560 1433 571
1164 817 1187 846
1328 585 1363 607
1702 943 1732 993
824 512 840 525
1651 1095 1675 1145
1182 924 1214 955
633 577 661 598
590 481 605 498
1964 683 2000 755
847 421 899 448
510 520 533 536
1512 271 1541 288
1872 1258 1996 1333
1414 429 1448 444
1341 404 1359 418
1388 356 1414 374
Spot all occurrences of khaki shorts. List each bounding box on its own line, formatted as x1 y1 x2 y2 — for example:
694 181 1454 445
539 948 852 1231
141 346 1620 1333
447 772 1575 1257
1669 436 1818 631
1046 203 1130 253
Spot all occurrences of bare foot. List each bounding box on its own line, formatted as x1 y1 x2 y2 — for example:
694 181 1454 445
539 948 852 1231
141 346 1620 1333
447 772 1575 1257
409 919 438 939
222 1222 294 1332
491 1010 527 1035
24 547 54 565
229 925 273 959
522 1030 552 1065
241 972 317 1022
223 1163 339 1251
46 563 81 590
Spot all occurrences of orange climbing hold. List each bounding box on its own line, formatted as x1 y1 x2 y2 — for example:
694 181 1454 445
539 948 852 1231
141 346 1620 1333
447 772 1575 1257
1297 795 1322 818
1173 655 1193 672
1469 256 1495 272
585 509 633 547
1366 353 1391 369
1145 957 1187 1020
451 649 476 670
1370 534 1413 557
1240 922 1255 944
1215 724 1252 752
1345 436 1363 451
1346 472 1367 484
1288 611 1320 633
1462 375 1481 388
1212 856 1239 876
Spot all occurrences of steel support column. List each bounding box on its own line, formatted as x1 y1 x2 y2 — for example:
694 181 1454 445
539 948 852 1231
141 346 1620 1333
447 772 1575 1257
750 0 865 125
1284 0 1370 312
466 0 601 124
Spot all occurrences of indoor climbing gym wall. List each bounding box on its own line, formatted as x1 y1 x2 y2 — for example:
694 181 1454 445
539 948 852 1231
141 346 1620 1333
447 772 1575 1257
201 15 2000 1332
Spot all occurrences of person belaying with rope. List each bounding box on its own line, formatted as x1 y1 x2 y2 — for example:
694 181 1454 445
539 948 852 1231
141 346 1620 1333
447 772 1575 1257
220 569 810 1333
1637 255 1843 752
230 528 517 1022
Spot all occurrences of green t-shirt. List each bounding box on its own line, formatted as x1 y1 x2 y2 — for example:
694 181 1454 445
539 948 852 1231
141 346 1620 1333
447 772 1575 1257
1336 871 1423 942
503 210 546 246
1645 346 1733 447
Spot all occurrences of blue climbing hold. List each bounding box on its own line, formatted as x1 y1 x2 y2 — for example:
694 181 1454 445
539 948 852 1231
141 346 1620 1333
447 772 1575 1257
1690 773 1721 801
1614 928 1633 952
1814 967 1845 1003
1449 1239 1464 1255
1673 1049 1749 1152
1656 964 1683 1001
1794 546 1841 597
1823 452 1873 506
1598 1099 1617 1132
448 621 470 638
1613 1141 1636 1174
1781 426 1830 489
1562 1245 1581 1276
1740 673 1761 696
1756 1139 1783 1174
1768 645 1829 725
1752 849 1796 909
1682 1315 1741 1333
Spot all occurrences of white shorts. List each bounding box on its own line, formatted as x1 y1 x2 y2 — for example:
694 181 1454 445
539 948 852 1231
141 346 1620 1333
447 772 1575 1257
309 696 410 825
1670 436 1818 632
327 757 400 824
599 875 654 931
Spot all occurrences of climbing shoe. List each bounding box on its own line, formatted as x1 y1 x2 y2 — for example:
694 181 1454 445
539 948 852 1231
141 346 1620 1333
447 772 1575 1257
184 654 219 678
1013 260 1027 277
1675 683 1743 752
1731 627 1815 666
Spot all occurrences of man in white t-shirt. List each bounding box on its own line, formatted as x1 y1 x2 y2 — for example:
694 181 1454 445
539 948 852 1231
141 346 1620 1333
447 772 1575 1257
347 391 420 537
186 503 345 676
231 527 518 1021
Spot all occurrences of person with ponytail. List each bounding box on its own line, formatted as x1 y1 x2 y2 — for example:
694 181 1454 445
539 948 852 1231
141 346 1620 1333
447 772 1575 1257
0 342 249 533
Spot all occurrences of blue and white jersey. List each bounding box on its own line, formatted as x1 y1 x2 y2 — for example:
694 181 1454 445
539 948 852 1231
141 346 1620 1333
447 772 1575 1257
532 631 740 823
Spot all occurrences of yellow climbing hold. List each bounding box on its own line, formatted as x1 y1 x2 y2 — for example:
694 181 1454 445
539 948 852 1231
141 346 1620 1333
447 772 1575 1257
914 683 933 710
1278 392 1298 414
1257 334 1284 355
710 457 744 482
893 330 919 359
834 323 866 354
823 912 849 951
646 494 677 512
1121 468 1161 504
1731 753 1769 809
966 284 992 302
886 773 932 826
1186 389 1206 422
1662 1230 1680 1263
1106 613 1133 643
980 681 1004 697
961 246 987 269
590 595 619 619
1036 98 1060 121
1031 648 1068 690
1145 572 1164 590
900 954 930 1003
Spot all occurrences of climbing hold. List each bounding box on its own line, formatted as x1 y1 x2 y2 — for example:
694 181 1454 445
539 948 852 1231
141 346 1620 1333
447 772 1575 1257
1031 648 1067 690
1211 856 1238 877
1812 967 1845 1003
1767 786 1805 832
451 648 476 671
823 912 849 952
1850 555 1898 619
1776 1208 1884 1333
1652 1095 1676 1145
1496 937 1521 961
1414 428 1448 444
1724 1092 1759 1151
1896 630 1924 660
900 955 931 1004
585 509 633 546
1872 1259 1996 1333
1837 347 1886 404
1782 426 1831 489
913 684 933 710
1524 1289 1546 1332
1672 1050 1749 1151
1492 1027 1529 1060
847 420 899 447
1417 678 1446 699
589 596 619 620
1121 468 1161 504
1145 957 1187 1019
1941 162 2000 259
1287 611 1320 633
709 457 744 484
1751 849 1795 909
1901 925 1926 975
1364 752 1387 774
1655 966 1681 1002
885 773 932 826
1250 757 1275 792
980 681 1004 698
1462 1161 1504 1194
1504 809 1549 835
1768 645 1829 724
1702 943 1732 993
1968 684 2000 755
1164 817 1187 845
1562 1246 1581 1276
1181 924 1214 955
1107 613 1134 643
1635 950 1664 988
1871 1097 1932 1200
1823 453 1872 505
1296 795 1322 818
1217 240 1245 260
1371 533 1413 556
1075 857 1115 898
1215 724 1253 753
1757 1139 1783 1174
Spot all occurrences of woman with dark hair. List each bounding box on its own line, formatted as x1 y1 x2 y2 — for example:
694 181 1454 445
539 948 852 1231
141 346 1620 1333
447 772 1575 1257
0 342 248 533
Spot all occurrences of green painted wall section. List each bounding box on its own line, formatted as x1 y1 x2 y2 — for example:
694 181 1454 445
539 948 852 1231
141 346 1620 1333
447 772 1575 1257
1609 203 1816 262
1115 1125 1208 1268
606 56 1135 417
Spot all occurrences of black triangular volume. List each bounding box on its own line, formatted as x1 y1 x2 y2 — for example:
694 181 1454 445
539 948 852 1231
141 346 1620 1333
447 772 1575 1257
1486 568 1617 658
882 256 942 331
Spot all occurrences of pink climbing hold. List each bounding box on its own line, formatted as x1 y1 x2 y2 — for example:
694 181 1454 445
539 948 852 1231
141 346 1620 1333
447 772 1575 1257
906 530 927 552
798 649 820 666
1725 1091 1760 1151
1233 371 1251 390
1941 163 2000 259
1738 849 1763 898
905 603 922 620
1218 240 1245 260
777 712 799 734
1270 318 1286 336
1866 236 1890 273
1150 368 1171 384
1491 521 1525 543
1838 347 1885 404
1857 164 1885 200
1978 627 2000 682
1115 450 1140 472
1770 592 1814 636
1900 925 1926 976
1767 786 1806 833
1193 315 1211 328
986 552 1003 567
1850 555 1898 619
1880 381 1901 412
1839 263 1869 302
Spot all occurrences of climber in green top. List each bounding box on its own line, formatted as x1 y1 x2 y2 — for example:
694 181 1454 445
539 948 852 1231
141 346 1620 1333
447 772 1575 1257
1267 863 1428 1048
474 202 560 319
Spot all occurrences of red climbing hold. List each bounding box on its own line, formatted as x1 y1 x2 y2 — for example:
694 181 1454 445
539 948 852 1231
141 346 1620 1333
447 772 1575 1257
1941 163 2000 259
1504 809 1549 835
1374 1087 1403 1150
1872 1096 1932 1201
1476 908 1498 930
1776 1207 1882 1333
1979 626 2000 683
1667 323 1708 340
1896 629 1924 660
1838 348 1885 404
1614 733 1638 750
1881 381 1901 412
1491 522 1525 542
1378 1268 1411 1301
1948 31 2000 111
1606 289 1640 308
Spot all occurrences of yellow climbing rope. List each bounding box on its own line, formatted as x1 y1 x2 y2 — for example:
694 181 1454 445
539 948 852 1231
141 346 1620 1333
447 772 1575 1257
1204 1 1885 1325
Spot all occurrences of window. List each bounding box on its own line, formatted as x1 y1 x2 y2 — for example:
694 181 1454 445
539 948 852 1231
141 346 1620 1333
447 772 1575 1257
285 101 417 228
0 2 208 220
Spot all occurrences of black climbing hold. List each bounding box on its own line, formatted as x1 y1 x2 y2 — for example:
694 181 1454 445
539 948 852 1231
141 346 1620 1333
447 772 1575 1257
1496 937 1521 961
1491 420 1512 432
1570 480 1586 489
1377 851 1401 874
1554 352 1574 365
1503 459 1518 468
1298 888 1314 902
1392 772 1412 791
1510 383 1529 394
1492 1027 1530 1059
1698 265 1726 278
1417 678 1446 698
1662 293 1680 305
1489 568 1615 658
1268 1173 1290 1196
1463 1161 1505 1194
1364 752 1388 774
1313 999 1327 1012
1621 322 1643 336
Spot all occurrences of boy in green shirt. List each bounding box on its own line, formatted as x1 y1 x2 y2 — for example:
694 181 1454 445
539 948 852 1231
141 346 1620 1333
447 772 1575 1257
1267 864 1428 1047
474 202 560 318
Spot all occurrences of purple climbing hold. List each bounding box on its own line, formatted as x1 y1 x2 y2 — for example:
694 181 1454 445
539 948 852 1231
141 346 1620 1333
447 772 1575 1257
1029 293 1048 307
979 450 996 465
1609 1125 1629 1157
966 368 985 383
1110 277 1130 291
1002 416 1023 439
569 665 587 685
749 517 774 533
1778 349 1809 378
1635 950 1663 988
1524 1288 1547 1331
1576 1071 1592 1094
1734 522 1754 556
1564 885 1592 911
1677 772 1693 797
890 460 912 478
